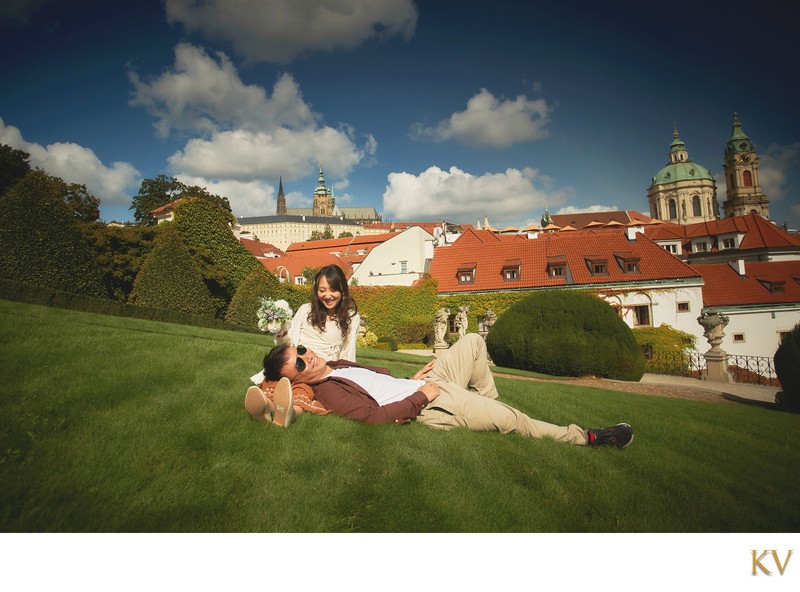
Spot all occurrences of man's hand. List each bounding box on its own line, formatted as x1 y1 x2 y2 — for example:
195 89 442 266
418 382 441 403
413 359 436 381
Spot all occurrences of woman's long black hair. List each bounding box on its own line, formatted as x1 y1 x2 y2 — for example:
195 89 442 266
308 265 358 338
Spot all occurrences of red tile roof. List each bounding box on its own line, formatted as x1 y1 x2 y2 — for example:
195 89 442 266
239 238 284 258
286 232 397 255
691 260 800 307
644 213 800 252
551 210 652 229
430 227 700 293
260 252 354 281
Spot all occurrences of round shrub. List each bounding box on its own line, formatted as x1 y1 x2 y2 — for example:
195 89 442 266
774 323 800 410
129 228 216 317
486 290 645 381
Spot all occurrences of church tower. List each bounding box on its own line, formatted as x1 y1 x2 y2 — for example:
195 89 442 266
312 166 333 217
648 128 718 225
722 111 769 218
275 177 287 216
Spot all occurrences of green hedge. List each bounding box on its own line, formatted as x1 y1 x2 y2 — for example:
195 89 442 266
352 278 439 340
0 278 257 333
486 289 646 381
775 322 800 409
129 228 217 317
0 170 106 298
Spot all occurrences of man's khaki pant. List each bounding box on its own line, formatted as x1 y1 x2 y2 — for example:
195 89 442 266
418 334 587 445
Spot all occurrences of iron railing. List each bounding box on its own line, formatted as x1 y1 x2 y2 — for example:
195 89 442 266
644 348 780 386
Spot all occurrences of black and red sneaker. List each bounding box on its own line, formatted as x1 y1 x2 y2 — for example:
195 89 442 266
586 423 633 448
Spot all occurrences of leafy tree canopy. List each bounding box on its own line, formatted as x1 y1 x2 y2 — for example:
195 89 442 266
308 224 334 241
0 143 32 196
130 174 231 224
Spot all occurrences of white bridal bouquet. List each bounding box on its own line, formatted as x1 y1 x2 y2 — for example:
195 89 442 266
256 297 293 334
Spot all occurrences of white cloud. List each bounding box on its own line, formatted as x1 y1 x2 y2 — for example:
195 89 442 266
758 142 800 201
382 165 570 226
410 88 553 148
0 118 141 204
129 43 316 137
555 204 619 215
165 0 418 64
167 126 364 182
176 175 275 218
130 43 369 189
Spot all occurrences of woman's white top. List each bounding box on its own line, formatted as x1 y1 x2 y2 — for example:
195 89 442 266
287 302 360 362
250 302 361 385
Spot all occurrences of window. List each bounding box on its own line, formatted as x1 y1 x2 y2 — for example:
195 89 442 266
733 333 745 343
633 305 651 326
743 170 753 187
662 243 678 254
779 331 791 343
721 238 736 249
587 259 608 275
294 275 306 285
625 261 640 273
457 268 475 284
692 195 702 217
759 280 785 294
550 265 565 278
668 199 677 219
694 241 708 252
677 302 690 313
502 266 520 282
400 260 408 274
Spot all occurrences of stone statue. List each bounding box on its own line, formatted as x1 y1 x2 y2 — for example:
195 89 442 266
454 305 469 338
484 309 497 329
697 310 729 350
434 307 450 347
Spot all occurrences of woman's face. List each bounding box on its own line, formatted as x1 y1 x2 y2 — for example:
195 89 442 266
317 275 342 313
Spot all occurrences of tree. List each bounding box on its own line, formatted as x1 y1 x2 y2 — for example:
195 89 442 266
308 224 334 241
129 227 216 317
64 182 100 223
302 266 319 285
0 170 106 297
338 231 353 238
0 144 31 196
130 174 231 224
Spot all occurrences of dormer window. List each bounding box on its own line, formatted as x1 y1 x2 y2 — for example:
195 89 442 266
502 265 520 282
457 265 476 284
693 240 709 252
759 280 785 294
586 258 609 276
615 254 641 274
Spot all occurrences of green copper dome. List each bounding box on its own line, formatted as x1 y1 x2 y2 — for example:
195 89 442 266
650 129 713 187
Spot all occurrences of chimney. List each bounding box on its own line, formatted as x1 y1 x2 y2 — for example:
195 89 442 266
626 225 644 241
728 259 746 276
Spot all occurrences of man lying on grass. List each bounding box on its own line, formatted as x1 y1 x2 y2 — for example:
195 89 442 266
257 333 633 448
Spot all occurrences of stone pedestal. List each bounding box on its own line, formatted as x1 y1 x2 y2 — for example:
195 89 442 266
433 343 449 358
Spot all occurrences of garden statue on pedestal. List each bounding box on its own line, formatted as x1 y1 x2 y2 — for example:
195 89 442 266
454 305 469 339
434 307 450 357
697 310 733 383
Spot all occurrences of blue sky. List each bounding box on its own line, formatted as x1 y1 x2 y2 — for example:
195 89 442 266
1 0 798 229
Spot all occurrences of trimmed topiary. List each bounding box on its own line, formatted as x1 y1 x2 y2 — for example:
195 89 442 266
225 265 281 329
774 322 800 411
0 170 106 297
486 290 646 381
129 228 216 317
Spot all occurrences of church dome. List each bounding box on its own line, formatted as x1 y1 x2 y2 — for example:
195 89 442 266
650 129 713 187
650 160 714 186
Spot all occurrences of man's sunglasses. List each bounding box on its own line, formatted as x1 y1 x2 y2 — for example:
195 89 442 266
294 345 307 373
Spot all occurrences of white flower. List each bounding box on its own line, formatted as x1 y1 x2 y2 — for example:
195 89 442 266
256 297 293 332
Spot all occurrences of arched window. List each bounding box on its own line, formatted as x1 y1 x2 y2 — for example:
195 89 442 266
743 170 753 187
729 174 735 189
692 196 702 217
668 199 677 219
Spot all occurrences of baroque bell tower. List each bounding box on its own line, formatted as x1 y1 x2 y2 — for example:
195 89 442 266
722 111 769 218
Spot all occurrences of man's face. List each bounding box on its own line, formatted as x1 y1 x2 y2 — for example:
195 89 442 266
281 346 330 384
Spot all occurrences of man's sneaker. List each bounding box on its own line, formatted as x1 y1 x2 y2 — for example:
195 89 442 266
586 423 633 448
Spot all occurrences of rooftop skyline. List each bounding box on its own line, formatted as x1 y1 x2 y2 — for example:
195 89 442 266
1 0 798 229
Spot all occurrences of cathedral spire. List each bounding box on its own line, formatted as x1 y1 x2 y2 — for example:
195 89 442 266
276 176 286 215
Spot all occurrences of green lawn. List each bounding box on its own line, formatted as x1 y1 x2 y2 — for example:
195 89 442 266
1 299 798 532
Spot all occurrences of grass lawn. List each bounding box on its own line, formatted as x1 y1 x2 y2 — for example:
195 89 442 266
1 298 799 532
